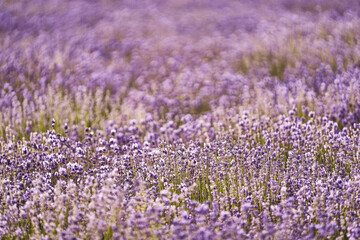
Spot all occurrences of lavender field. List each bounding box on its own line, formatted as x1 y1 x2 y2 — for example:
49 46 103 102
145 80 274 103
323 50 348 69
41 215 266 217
1 0 360 239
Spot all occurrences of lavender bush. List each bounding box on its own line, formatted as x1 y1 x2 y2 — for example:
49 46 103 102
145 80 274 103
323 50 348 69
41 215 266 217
1 0 360 239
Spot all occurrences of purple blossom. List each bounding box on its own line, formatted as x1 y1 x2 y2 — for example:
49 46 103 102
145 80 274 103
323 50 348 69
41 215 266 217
0 0 360 239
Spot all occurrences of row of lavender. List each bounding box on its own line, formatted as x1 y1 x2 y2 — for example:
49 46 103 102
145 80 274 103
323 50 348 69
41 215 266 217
1 0 360 239
2 112 360 239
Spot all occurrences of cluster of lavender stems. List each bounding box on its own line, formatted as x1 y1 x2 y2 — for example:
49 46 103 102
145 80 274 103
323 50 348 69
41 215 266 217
1 0 360 239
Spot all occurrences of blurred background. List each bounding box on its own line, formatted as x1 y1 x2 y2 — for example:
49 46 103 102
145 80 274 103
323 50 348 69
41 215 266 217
1 0 360 140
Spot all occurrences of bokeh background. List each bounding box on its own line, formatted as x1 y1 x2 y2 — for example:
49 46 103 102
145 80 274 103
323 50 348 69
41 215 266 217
1 0 360 140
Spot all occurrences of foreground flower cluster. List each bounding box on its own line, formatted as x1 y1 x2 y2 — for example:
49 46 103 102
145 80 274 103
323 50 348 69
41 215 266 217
1 0 360 239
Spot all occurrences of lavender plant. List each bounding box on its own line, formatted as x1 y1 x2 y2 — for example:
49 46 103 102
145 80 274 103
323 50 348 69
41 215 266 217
1 0 360 239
